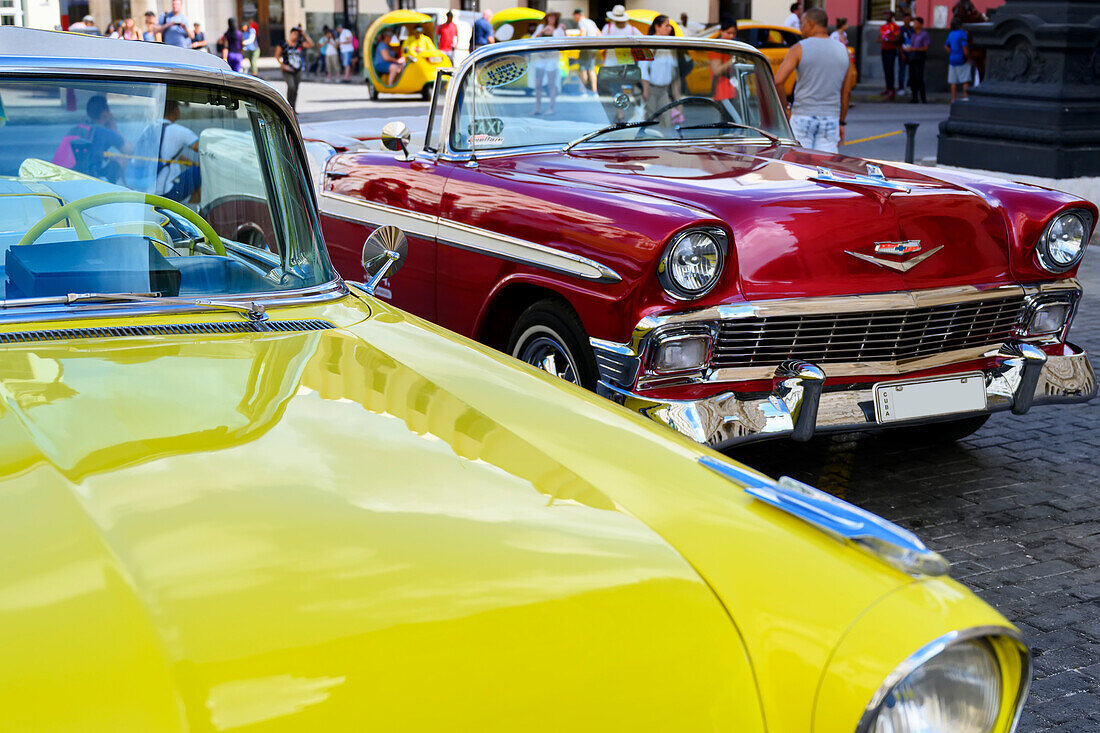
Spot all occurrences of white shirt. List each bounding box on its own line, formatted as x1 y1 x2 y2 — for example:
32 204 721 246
601 22 641 36
830 29 847 45
784 13 800 29
640 50 677 86
532 24 566 38
337 28 354 53
576 16 600 36
155 122 198 195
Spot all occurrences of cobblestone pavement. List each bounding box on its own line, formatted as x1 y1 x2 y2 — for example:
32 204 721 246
727 255 1100 731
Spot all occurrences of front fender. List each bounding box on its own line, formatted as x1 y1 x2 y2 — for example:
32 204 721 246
813 577 1027 733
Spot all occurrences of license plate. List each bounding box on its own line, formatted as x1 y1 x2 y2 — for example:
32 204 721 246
874 373 986 424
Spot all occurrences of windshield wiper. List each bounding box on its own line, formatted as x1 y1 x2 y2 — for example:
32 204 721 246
562 119 660 153
675 121 782 146
65 292 268 321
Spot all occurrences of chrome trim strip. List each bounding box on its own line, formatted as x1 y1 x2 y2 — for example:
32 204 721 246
319 193 622 283
854 626 1031 733
0 281 348 326
320 191 439 240
437 220 621 283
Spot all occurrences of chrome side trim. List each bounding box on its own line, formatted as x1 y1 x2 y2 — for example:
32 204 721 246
320 193 622 284
437 220 622 283
854 626 1031 733
320 191 439 240
811 165 911 193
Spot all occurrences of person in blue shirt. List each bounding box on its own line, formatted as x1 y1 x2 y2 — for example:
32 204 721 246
945 18 970 102
373 30 405 86
157 0 193 48
472 9 495 49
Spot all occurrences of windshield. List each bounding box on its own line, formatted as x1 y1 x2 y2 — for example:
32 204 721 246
0 78 335 302
449 41 791 152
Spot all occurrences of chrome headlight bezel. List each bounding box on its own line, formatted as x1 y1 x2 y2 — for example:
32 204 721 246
1036 210 1093 273
1016 291 1080 341
856 627 1031 733
657 228 728 300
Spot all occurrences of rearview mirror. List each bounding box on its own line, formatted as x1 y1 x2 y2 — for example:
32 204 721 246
380 121 412 160
361 225 408 295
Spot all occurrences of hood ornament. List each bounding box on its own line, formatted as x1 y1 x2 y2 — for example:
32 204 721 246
845 241 944 272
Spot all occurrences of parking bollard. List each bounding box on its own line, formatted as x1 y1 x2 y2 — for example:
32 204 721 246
904 122 919 164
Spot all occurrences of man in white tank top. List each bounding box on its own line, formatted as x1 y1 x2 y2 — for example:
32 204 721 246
773 7 853 154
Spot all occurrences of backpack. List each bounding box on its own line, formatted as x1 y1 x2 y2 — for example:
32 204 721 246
51 123 93 171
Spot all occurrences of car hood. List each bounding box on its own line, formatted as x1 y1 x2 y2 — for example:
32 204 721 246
489 145 1016 299
0 296 996 730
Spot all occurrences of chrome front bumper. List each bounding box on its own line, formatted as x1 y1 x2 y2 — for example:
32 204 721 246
599 342 1097 449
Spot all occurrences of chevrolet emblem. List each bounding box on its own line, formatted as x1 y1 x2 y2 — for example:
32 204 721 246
875 240 922 255
845 243 944 272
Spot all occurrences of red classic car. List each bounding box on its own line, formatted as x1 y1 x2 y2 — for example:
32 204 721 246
315 36 1096 448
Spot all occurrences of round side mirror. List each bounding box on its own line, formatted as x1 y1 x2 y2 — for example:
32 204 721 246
380 121 411 157
362 225 408 281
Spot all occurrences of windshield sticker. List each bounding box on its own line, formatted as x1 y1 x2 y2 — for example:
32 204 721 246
469 118 504 137
613 48 636 65
470 134 505 147
476 55 529 87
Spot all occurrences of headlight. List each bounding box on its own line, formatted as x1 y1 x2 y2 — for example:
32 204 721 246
657 228 727 299
649 331 713 374
1036 210 1091 272
859 631 1031 733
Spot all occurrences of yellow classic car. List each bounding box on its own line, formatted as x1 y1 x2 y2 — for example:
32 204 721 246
0 28 1029 732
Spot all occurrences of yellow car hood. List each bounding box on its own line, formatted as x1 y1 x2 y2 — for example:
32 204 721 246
0 295 1001 731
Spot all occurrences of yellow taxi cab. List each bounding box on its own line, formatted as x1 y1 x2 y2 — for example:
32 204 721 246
364 10 450 100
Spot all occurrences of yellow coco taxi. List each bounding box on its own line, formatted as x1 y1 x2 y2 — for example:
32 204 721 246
1 28 1029 732
364 10 450 100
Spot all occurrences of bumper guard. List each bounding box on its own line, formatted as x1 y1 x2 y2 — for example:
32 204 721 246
599 341 1096 449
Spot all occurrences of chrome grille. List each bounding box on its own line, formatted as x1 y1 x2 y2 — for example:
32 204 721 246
0 319 336 344
713 297 1026 367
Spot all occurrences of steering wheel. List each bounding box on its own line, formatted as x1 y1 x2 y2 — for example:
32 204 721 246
644 95 732 125
18 191 226 256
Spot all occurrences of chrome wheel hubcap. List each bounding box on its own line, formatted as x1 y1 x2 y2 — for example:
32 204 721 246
517 334 579 383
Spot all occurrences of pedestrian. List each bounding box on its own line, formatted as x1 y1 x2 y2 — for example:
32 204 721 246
191 22 208 51
602 4 640 36
708 18 739 103
830 17 848 45
373 30 405 86
640 14 680 127
150 100 201 202
896 0 914 19
106 21 119 38
945 17 970 102
120 17 141 40
897 14 913 95
573 7 600 95
277 25 313 111
783 3 801 30
321 28 340 82
952 0 985 23
243 22 260 74
336 23 355 83
531 11 565 116
72 14 100 35
221 18 243 72
904 16 929 103
56 94 133 181
157 0 193 49
472 9 495 49
878 10 900 99
773 7 852 154
437 11 458 64
143 11 161 41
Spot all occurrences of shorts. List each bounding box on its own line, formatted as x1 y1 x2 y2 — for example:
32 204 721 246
165 165 201 202
341 50 353 68
375 62 391 76
578 50 596 71
789 114 840 154
948 61 971 85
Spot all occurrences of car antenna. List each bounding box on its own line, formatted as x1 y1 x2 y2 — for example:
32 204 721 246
466 59 479 169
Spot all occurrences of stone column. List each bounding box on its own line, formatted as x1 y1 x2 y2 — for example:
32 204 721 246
936 0 1100 178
